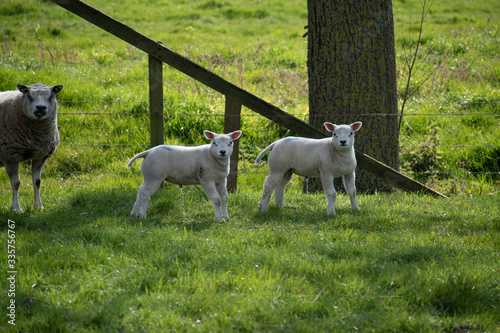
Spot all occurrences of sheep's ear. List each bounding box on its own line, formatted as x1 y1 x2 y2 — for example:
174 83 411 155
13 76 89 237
324 122 336 133
351 122 362 131
17 85 29 94
204 130 216 140
52 85 64 94
229 130 242 140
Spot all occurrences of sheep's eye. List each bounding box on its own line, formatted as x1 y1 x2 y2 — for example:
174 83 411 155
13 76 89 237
350 132 353 136
333 133 337 137
213 142 217 146
229 142 232 146
26 94 33 102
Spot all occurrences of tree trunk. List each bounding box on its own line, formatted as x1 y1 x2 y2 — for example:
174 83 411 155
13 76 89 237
305 0 399 194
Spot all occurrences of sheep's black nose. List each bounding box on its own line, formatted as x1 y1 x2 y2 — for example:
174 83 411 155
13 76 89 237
34 105 47 117
220 150 226 156
340 140 347 146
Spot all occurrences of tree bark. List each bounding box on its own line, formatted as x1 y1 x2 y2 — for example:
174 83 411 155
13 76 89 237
306 0 399 194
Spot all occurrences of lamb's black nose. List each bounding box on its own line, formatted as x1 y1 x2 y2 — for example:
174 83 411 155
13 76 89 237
220 150 226 156
34 105 47 117
340 140 347 146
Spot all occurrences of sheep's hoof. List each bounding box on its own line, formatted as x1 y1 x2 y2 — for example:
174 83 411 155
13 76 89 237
258 205 268 212
131 211 146 219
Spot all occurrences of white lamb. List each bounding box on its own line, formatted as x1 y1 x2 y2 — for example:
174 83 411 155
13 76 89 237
0 84 64 211
127 130 242 220
254 122 362 215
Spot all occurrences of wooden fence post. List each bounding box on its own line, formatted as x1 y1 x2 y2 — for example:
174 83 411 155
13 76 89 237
224 95 242 193
149 54 164 148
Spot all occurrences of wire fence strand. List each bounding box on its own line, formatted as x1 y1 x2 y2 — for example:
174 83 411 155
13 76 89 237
1 99 498 195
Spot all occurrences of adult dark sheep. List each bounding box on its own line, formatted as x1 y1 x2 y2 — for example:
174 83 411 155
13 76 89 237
0 83 63 211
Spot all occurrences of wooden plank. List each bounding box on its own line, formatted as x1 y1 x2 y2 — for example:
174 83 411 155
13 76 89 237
354 151 444 197
223 96 242 193
148 55 164 147
50 0 445 198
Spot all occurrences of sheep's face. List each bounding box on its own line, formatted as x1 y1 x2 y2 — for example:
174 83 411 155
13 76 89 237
324 122 362 150
18 84 63 120
204 130 243 159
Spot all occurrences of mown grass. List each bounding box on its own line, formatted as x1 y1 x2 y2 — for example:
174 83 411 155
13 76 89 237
1 0 500 331
1 189 499 332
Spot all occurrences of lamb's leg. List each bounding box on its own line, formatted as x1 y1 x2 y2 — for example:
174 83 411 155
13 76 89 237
274 170 293 208
131 178 163 218
320 173 337 215
216 181 229 221
343 171 360 211
200 181 223 221
258 172 282 212
32 158 48 209
6 163 21 211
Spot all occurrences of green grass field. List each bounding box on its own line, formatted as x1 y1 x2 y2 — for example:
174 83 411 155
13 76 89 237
1 0 499 331
2 189 500 332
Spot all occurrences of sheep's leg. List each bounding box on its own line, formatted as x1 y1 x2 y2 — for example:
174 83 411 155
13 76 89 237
274 170 293 208
258 172 282 212
216 181 229 221
200 181 223 221
320 173 337 215
343 172 360 211
32 158 48 209
6 163 21 211
131 178 162 218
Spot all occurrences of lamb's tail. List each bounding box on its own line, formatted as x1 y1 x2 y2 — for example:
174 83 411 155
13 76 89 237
127 150 151 169
254 142 276 165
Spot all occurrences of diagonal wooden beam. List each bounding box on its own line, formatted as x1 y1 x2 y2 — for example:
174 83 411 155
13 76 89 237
49 0 327 138
50 0 446 198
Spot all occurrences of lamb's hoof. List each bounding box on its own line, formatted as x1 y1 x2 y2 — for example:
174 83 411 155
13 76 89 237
258 205 268 213
131 211 146 219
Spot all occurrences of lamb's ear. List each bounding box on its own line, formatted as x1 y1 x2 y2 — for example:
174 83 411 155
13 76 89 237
229 130 242 140
52 85 64 94
324 122 336 133
351 122 362 131
204 130 216 140
17 85 29 94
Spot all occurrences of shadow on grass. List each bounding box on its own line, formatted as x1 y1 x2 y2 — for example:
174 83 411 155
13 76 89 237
14 288 133 332
1 190 489 235
0 187 224 233
250 203 367 228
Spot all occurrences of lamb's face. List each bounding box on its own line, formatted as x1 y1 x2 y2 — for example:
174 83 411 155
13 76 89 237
18 84 63 120
210 135 234 159
204 130 243 159
324 122 362 150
